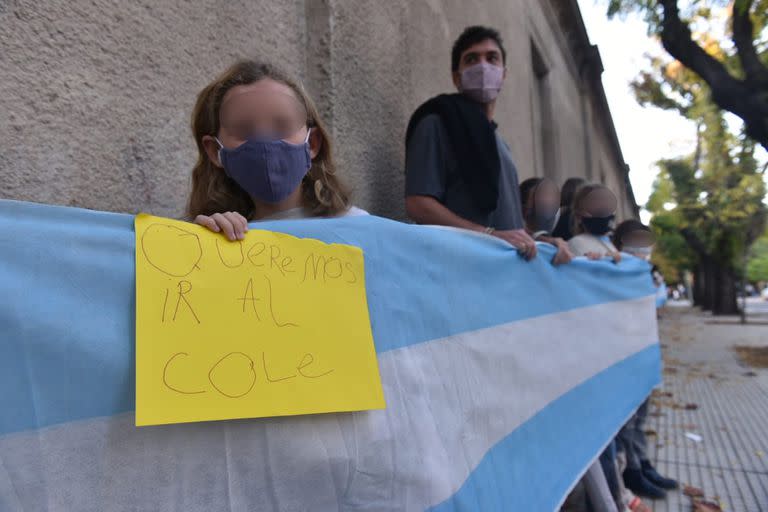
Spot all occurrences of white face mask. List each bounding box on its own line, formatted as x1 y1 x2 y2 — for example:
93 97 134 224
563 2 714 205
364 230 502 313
624 246 652 260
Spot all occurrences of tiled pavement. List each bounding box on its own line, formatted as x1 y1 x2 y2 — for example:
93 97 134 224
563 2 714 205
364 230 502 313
647 305 768 511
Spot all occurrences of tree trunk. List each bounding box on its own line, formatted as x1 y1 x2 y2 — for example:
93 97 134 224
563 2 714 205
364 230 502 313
692 264 706 307
679 228 741 313
703 259 717 311
712 268 739 315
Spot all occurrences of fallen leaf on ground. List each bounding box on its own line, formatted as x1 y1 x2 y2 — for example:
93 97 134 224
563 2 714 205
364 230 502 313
684 485 705 497
685 403 699 410
692 499 723 512
743 371 758 377
733 346 768 368
644 429 658 437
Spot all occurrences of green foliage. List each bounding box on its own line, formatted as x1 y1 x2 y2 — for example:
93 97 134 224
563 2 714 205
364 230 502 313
643 88 766 280
747 230 768 282
646 164 696 282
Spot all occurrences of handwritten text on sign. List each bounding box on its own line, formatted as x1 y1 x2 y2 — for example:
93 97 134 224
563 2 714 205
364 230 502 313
134 214 385 426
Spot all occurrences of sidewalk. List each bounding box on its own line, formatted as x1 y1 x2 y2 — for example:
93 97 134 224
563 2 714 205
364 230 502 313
648 304 768 511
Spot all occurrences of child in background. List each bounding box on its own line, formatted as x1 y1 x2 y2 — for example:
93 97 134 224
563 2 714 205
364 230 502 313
613 220 654 260
519 177 573 265
564 211 653 512
613 220 678 499
187 60 366 238
568 184 621 262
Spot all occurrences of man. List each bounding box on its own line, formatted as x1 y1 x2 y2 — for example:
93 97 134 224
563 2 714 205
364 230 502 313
405 26 537 260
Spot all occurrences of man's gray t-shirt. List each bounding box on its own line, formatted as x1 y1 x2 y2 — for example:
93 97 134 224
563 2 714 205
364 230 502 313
405 114 524 230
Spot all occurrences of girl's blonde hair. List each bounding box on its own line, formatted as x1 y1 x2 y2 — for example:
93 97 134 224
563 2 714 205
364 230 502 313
186 60 351 219
571 183 613 235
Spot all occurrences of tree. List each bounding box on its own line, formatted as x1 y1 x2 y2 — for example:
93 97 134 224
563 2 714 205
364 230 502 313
643 111 766 313
604 0 768 314
606 0 768 150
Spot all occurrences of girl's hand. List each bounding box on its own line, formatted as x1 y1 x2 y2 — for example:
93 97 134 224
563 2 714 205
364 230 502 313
194 212 249 241
585 252 602 261
551 238 573 266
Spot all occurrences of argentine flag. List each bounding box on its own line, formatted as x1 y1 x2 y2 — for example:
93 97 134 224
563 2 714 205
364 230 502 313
0 199 660 511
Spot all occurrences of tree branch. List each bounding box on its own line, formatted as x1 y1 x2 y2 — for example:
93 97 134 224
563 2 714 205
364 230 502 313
659 0 742 92
658 0 768 150
692 121 702 173
732 0 768 86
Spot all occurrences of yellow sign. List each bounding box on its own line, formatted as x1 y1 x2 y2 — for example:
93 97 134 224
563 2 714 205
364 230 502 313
134 214 385 426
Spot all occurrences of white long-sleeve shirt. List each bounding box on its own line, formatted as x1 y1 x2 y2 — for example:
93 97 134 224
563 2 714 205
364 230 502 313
568 234 617 257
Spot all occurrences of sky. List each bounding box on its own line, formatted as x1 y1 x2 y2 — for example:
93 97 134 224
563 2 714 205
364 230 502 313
576 0 697 222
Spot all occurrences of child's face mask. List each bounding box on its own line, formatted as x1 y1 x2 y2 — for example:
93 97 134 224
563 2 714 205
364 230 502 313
216 128 311 204
624 245 653 260
581 214 615 236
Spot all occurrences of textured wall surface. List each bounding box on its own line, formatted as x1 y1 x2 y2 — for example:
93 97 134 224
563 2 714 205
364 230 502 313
0 0 633 220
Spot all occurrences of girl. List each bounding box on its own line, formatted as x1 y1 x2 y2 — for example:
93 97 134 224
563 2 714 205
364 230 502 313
518 177 573 265
187 60 366 238
563 186 645 512
552 176 587 240
568 184 621 263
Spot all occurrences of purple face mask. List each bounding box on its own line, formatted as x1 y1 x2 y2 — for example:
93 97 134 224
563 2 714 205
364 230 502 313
217 129 311 204
460 62 504 104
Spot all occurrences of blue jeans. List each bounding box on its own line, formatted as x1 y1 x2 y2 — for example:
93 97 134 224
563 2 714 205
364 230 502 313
616 398 650 471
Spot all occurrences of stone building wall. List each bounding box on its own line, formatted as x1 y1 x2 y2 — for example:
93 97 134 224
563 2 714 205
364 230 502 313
0 0 637 220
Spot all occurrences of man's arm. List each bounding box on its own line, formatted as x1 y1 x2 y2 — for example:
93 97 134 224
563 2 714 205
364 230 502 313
406 195 485 232
407 195 537 259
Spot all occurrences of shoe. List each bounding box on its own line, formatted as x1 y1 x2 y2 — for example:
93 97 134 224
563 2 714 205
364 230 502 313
641 460 678 490
623 468 666 499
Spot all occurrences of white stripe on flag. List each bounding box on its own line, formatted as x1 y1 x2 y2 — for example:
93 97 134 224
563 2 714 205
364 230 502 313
0 296 657 511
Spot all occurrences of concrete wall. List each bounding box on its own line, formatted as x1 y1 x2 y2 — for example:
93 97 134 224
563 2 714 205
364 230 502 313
0 0 634 221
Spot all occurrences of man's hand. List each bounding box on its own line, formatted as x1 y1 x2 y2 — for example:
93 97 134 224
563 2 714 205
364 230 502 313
493 229 538 260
